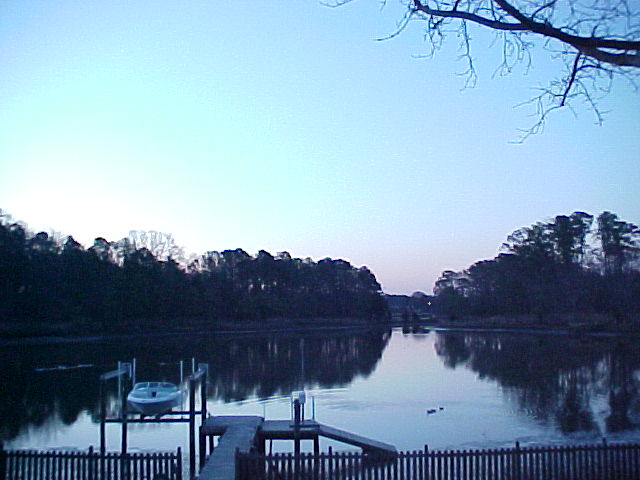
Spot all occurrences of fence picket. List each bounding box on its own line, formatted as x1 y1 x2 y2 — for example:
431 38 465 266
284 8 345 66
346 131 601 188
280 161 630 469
3 447 182 480
236 442 640 480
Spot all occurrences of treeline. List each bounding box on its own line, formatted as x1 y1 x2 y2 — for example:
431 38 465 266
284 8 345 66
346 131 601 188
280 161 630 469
432 211 640 324
0 212 387 334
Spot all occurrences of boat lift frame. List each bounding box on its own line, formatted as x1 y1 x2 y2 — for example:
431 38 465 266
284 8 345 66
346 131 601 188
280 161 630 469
98 359 209 480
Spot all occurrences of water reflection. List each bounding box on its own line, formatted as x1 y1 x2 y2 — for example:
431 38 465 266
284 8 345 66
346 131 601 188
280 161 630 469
433 331 640 435
3 328 640 450
0 328 391 442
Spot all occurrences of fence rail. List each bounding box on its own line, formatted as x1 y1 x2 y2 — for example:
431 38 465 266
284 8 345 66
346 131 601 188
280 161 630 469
0 446 182 480
236 441 640 480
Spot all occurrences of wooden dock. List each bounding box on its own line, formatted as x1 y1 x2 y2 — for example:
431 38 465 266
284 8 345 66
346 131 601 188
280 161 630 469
197 416 396 480
198 416 263 480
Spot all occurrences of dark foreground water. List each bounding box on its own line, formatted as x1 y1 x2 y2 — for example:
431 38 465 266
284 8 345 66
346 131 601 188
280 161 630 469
2 326 640 454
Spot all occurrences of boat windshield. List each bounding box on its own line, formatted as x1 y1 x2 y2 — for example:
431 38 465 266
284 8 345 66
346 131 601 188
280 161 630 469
132 382 177 391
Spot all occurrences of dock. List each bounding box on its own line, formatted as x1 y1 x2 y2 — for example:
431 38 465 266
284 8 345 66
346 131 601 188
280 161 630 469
197 416 396 480
198 416 263 480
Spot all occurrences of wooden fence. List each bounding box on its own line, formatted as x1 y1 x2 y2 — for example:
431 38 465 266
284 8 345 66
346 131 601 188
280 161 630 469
236 441 640 480
0 446 182 480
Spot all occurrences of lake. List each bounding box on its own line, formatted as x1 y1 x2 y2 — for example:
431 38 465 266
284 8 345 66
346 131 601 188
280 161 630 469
2 326 640 455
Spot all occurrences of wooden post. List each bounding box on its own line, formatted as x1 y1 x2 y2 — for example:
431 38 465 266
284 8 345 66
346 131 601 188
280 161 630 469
189 377 196 479
234 448 240 480
0 441 6 480
256 434 266 455
99 380 106 455
514 441 521 480
120 375 129 480
293 399 301 479
602 437 609 478
121 377 128 455
176 447 183 480
293 399 301 456
200 363 208 420
424 445 429 479
87 445 94 480
199 426 206 469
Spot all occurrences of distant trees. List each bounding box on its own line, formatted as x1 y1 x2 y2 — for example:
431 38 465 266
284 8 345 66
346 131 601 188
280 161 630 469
432 211 640 323
188 249 386 322
128 230 186 263
0 213 388 335
597 211 640 275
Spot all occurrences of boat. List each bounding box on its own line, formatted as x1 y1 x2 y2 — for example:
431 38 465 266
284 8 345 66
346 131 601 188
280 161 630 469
127 381 183 416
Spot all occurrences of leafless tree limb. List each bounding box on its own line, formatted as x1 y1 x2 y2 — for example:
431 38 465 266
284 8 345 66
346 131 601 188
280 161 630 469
330 0 639 136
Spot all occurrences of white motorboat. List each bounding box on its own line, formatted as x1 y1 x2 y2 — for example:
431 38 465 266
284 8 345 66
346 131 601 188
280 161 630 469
127 382 183 416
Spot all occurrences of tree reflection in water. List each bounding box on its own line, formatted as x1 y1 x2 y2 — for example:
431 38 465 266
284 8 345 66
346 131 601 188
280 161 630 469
0 328 391 442
433 331 640 435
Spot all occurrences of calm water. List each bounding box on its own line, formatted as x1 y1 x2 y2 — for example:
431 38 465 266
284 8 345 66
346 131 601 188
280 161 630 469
2 327 640 454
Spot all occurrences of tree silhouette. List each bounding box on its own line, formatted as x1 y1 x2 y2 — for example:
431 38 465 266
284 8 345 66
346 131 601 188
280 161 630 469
597 211 640 275
432 210 640 323
0 211 388 335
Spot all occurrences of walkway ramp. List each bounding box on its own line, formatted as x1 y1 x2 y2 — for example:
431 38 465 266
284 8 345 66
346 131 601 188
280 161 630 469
259 420 395 454
260 419 320 439
198 416 263 480
318 424 396 455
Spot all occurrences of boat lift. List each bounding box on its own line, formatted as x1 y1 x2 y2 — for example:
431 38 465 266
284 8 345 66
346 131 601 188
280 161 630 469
98 359 209 480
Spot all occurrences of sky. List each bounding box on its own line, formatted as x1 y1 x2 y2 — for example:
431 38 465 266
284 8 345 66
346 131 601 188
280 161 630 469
1 1 638 295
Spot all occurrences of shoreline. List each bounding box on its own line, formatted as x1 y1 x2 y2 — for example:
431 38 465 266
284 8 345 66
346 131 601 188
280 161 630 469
0 317 391 346
3 312 640 346
419 312 640 336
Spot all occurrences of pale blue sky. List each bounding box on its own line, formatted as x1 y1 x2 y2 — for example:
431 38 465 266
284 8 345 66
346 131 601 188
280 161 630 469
1 1 638 294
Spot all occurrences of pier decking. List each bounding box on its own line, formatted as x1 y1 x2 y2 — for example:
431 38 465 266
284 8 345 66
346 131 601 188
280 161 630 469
197 416 396 480
198 416 263 480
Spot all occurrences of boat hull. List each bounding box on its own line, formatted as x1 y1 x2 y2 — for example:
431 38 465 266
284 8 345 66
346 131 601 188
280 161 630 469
127 382 183 416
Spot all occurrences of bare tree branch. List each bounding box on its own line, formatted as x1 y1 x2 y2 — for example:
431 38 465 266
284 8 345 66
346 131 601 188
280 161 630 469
412 0 640 66
331 0 639 136
561 52 583 106
492 0 640 66
412 0 529 31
